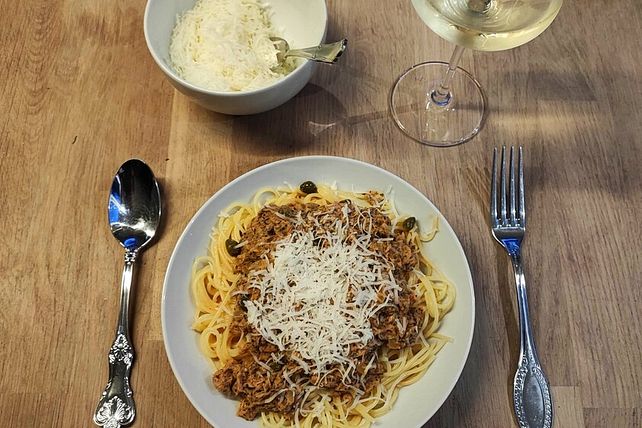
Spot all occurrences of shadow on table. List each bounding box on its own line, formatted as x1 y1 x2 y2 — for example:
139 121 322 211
226 83 349 155
479 96 639 199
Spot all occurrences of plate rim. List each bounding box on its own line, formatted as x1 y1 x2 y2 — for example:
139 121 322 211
161 155 476 428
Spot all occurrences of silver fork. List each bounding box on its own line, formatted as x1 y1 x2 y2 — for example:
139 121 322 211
491 146 553 428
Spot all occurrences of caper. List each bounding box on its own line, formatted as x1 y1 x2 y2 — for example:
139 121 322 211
238 294 249 311
300 181 318 194
225 238 241 256
402 216 416 231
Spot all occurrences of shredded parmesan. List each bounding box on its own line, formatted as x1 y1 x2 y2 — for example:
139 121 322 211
169 0 297 92
244 209 400 378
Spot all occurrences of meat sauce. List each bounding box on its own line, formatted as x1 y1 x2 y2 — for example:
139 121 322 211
213 199 424 420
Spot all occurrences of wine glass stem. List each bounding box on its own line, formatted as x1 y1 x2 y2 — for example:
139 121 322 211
430 45 466 106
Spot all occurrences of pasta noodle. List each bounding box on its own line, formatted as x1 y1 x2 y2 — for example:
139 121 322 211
190 183 456 427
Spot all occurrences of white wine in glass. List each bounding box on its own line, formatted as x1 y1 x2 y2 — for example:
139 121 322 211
391 0 563 146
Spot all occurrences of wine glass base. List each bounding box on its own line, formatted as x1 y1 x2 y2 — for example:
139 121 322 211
390 61 487 147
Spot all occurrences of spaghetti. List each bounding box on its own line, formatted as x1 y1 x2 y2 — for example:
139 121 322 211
190 183 455 427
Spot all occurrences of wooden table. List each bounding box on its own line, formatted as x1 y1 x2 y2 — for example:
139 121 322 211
1 0 640 426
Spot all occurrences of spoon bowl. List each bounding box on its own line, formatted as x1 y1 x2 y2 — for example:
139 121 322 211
108 160 161 251
94 159 161 428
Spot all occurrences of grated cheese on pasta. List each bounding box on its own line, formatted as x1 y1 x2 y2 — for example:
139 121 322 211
244 211 401 378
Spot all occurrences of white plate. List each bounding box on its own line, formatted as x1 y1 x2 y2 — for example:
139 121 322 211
162 156 475 428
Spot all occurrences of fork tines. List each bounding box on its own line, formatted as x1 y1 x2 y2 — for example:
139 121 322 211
491 146 525 228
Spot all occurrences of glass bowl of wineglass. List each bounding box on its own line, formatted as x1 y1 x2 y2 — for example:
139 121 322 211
391 0 563 147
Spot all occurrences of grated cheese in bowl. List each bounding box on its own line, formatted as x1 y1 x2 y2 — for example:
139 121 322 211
169 0 298 92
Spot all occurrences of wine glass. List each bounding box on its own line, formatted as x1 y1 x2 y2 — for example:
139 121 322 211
390 0 563 147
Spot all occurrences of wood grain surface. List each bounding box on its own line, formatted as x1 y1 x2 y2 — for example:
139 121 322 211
1 0 640 427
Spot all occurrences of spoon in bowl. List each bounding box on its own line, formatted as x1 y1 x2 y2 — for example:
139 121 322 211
270 37 347 64
93 159 162 428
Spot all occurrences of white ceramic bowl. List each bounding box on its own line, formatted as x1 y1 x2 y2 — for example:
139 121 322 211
162 156 475 428
144 0 327 115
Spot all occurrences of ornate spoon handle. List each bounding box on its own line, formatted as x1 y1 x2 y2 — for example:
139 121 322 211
511 255 553 428
94 253 137 427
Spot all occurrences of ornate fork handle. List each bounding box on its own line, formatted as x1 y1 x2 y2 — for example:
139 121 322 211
511 254 553 428
94 252 137 427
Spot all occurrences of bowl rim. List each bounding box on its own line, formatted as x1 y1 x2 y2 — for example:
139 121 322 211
143 0 329 97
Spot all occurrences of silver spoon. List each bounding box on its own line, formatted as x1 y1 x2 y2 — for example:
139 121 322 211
270 37 347 64
93 159 162 428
